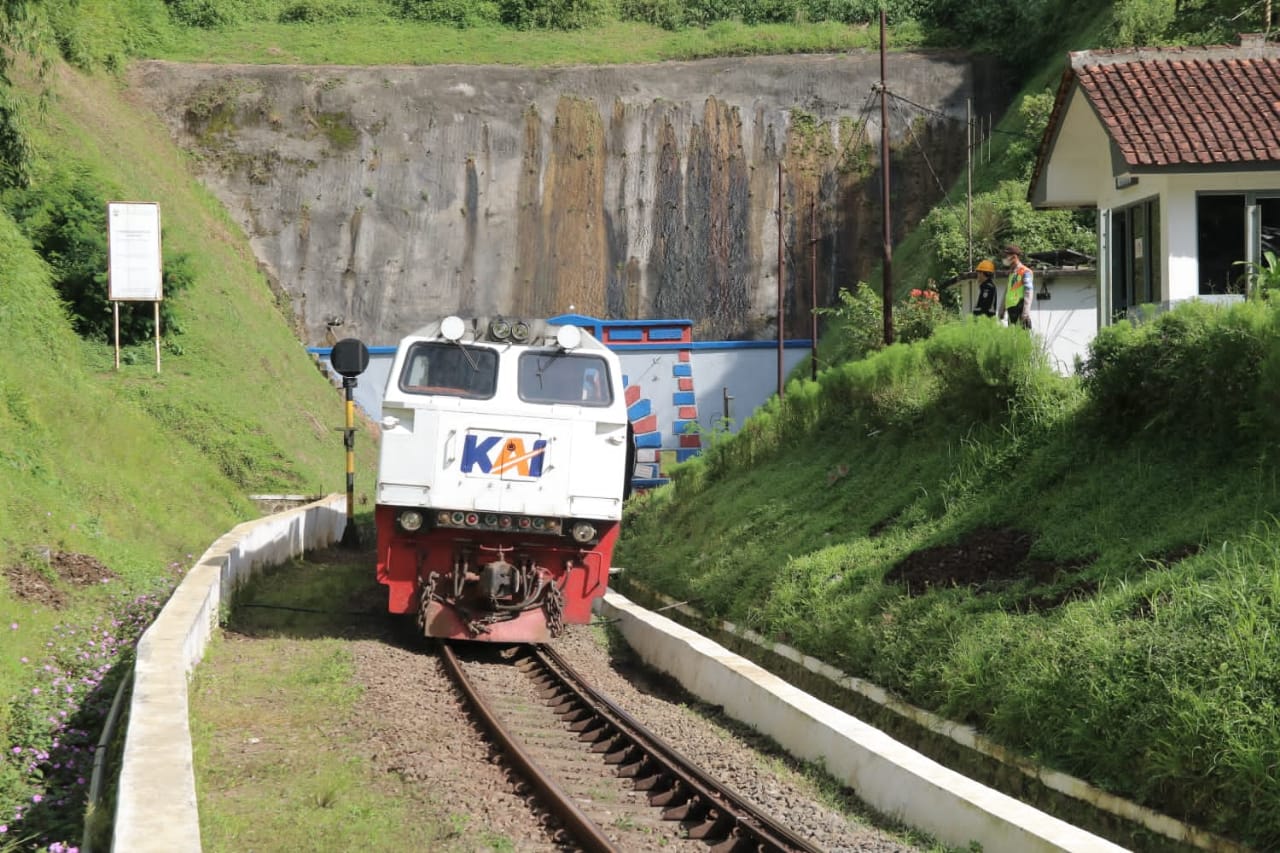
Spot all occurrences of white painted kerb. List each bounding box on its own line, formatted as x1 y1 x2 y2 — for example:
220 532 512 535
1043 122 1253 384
598 591 1127 853
112 495 347 853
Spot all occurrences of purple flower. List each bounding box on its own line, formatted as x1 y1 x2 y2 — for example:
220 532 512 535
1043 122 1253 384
31 794 42 804
0 824 6 833
9 623 16 630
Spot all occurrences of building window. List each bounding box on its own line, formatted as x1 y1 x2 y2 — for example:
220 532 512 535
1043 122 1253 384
1110 197 1161 318
1196 193 1280 295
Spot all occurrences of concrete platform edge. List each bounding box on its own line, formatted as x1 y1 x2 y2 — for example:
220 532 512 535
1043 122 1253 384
597 590 1127 853
112 496 347 853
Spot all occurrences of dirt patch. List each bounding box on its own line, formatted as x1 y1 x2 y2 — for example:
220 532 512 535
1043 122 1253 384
885 527 1093 607
4 551 117 608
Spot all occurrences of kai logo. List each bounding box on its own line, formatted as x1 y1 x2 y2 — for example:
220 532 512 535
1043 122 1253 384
461 431 547 478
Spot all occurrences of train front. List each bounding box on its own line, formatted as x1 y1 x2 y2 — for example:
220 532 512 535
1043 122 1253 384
374 316 631 643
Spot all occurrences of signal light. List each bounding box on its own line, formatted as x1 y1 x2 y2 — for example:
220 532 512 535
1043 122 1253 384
451 511 465 524
465 512 479 526
532 517 545 530
517 517 531 529
499 515 513 528
437 511 450 525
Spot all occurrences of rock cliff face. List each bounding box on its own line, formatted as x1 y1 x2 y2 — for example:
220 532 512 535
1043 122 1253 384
129 53 1007 346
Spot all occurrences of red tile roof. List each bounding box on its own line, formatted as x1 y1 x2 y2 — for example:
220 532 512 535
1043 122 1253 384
1030 39 1280 203
1071 42 1280 167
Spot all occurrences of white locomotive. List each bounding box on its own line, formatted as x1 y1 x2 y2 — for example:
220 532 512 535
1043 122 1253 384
374 315 633 642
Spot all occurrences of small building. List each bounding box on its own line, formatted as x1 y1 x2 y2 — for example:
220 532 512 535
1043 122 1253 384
1029 35 1280 325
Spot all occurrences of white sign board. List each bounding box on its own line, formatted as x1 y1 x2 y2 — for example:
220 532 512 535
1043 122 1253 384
107 202 162 301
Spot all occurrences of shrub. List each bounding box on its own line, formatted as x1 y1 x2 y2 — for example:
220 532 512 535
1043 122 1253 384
392 0 502 26
163 0 245 27
815 282 887 362
497 0 611 29
278 0 366 23
1081 299 1276 446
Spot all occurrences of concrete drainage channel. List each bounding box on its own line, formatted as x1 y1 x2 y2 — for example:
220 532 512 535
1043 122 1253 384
112 495 346 852
113 501 1128 853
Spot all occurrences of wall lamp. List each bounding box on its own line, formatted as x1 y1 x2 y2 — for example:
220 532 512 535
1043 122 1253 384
1114 173 1139 189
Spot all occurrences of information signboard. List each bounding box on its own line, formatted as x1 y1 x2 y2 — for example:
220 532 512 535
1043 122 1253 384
107 202 163 301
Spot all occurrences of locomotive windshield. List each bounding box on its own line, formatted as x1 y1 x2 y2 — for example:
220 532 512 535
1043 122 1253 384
399 342 498 399
518 352 613 405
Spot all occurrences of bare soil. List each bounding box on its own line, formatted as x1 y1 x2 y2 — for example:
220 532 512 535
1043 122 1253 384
3 550 117 609
884 526 1095 609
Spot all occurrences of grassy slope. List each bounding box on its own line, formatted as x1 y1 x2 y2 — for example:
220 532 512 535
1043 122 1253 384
617 317 1280 848
0 57 379 768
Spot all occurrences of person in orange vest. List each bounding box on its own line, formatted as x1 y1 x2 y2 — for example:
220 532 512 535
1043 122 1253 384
999 243 1034 329
973 259 998 317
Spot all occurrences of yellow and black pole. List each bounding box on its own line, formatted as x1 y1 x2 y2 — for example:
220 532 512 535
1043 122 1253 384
330 338 369 549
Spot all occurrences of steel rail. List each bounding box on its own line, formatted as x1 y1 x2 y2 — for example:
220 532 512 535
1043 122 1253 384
535 645 823 853
438 643 618 853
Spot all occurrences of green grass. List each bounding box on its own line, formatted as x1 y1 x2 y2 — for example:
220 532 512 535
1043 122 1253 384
149 19 903 66
0 53 380 848
191 548 511 852
617 309 1280 849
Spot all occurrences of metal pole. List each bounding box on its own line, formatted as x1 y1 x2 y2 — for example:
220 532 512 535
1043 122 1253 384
154 301 161 374
113 302 120 370
341 378 361 548
810 194 818 380
967 98 974 274
777 161 785 398
880 9 894 345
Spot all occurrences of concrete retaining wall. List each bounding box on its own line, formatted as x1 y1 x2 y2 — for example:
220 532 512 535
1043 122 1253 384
112 495 347 853
597 591 1128 853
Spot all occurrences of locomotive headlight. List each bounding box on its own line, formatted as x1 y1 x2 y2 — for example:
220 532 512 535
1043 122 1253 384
489 318 511 341
556 325 582 351
510 321 530 342
570 521 596 543
398 510 425 532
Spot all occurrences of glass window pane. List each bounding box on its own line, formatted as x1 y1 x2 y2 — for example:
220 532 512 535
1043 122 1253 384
399 343 498 399
518 352 612 405
1197 194 1245 295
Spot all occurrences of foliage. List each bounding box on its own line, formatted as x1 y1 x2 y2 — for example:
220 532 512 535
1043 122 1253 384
497 0 612 29
393 0 500 26
1081 299 1279 447
2 166 194 345
616 0 922 29
897 287 946 344
916 0 1093 67
924 180 1095 279
277 0 367 23
1234 249 1280 302
162 0 250 28
2 587 172 850
1001 89 1055 182
1109 0 1174 46
814 282 886 362
815 280 957 366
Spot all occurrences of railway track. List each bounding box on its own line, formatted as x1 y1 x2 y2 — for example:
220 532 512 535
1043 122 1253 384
440 641 825 853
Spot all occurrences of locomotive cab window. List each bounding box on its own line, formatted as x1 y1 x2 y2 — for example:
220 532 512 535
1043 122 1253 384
400 342 498 399
518 352 612 405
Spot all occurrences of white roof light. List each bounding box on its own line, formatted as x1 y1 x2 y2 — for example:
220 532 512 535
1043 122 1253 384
555 325 582 350
440 315 465 341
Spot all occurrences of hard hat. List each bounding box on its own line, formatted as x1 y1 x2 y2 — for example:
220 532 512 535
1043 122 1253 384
976 259 996 273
